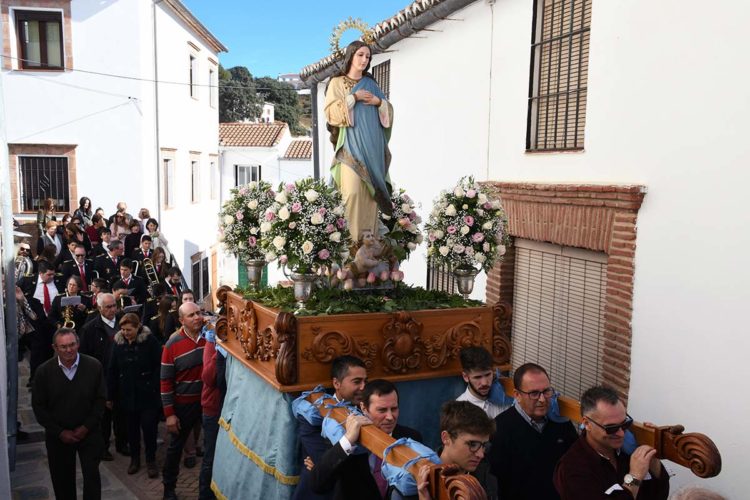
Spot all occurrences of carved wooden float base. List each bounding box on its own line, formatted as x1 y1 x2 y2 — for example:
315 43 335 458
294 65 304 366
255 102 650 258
217 290 512 392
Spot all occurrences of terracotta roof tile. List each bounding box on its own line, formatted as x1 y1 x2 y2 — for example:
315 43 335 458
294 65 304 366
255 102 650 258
283 140 312 160
219 122 288 148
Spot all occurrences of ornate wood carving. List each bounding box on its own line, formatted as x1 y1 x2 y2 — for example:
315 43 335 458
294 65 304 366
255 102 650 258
381 313 425 373
215 316 228 342
227 305 238 342
424 318 483 369
275 312 298 385
658 425 722 479
302 328 379 369
492 301 513 365
238 303 257 360
442 464 488 500
216 285 232 312
221 290 496 390
255 327 276 361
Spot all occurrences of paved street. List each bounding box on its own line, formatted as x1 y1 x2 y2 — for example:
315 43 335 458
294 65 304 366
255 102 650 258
11 361 202 500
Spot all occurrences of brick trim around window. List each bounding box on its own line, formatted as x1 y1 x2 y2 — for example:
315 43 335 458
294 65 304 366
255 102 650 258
1 0 73 71
483 182 646 400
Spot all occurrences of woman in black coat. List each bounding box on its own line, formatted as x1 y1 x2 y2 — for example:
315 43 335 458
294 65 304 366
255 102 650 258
107 313 162 478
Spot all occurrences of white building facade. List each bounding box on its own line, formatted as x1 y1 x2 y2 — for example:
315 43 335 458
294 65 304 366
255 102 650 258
302 0 748 496
1 0 227 305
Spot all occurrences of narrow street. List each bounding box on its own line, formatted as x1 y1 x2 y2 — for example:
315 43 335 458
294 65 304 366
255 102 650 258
11 362 201 500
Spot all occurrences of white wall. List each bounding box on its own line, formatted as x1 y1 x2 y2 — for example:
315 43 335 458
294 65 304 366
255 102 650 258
484 1 749 495
3 0 153 215
312 0 748 495
152 2 222 289
2 0 223 294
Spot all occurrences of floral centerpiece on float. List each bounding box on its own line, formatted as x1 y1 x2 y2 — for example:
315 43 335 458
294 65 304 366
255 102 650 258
218 180 276 290
259 177 352 308
379 187 424 264
425 176 511 298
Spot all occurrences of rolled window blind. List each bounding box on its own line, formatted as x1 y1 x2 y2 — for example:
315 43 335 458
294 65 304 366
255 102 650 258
511 238 607 400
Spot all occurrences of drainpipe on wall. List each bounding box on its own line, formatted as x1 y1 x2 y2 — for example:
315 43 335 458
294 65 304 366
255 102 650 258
153 0 164 225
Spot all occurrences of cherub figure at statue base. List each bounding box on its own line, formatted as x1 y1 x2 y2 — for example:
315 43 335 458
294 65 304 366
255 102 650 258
330 229 404 290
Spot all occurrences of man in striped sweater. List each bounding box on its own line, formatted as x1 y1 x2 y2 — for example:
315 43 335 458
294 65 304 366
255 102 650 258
160 301 206 500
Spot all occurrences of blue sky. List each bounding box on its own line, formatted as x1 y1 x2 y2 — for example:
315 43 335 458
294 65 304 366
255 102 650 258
181 0 411 78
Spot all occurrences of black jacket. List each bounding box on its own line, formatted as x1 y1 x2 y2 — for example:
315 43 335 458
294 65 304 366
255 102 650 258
60 259 95 290
107 327 162 411
311 424 423 500
79 313 120 372
49 294 90 333
94 253 122 286
112 275 148 305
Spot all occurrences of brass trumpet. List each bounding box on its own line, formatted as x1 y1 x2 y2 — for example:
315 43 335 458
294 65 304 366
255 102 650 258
143 258 161 297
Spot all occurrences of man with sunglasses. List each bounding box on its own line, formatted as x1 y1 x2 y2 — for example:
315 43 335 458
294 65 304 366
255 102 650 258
488 363 578 500
554 386 669 499
61 243 94 292
15 242 34 279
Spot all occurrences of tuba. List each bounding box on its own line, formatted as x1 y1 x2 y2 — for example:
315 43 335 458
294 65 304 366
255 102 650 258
143 258 161 297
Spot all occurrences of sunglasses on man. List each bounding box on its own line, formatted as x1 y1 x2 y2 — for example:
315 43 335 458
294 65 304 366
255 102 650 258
586 414 634 435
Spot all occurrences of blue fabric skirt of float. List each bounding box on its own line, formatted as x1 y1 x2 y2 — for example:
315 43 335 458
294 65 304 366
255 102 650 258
211 354 468 498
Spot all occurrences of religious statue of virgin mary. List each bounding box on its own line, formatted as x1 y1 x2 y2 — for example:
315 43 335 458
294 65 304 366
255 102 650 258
324 40 393 242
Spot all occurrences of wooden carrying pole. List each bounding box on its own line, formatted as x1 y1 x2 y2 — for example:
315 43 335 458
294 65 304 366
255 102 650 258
304 392 488 500
497 379 722 478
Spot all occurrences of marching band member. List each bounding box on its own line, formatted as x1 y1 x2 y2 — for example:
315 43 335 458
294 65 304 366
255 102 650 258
15 242 34 280
132 235 153 265
95 240 124 287
60 243 94 292
49 276 89 333
112 259 148 306
163 267 183 297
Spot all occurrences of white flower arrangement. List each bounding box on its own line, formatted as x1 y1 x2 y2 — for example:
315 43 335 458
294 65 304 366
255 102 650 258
218 181 276 262
425 176 510 272
378 187 424 262
259 177 353 273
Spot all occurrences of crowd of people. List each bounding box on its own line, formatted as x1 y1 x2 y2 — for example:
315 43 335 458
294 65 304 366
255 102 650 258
18 198 226 500
293 348 719 500
16 198 719 500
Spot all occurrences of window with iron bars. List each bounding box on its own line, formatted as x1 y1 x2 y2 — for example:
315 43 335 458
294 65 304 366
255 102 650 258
372 60 390 100
425 256 456 294
18 156 70 212
526 0 591 151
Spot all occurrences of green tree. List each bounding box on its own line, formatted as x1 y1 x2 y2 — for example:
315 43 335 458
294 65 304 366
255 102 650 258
219 65 263 122
255 77 307 136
